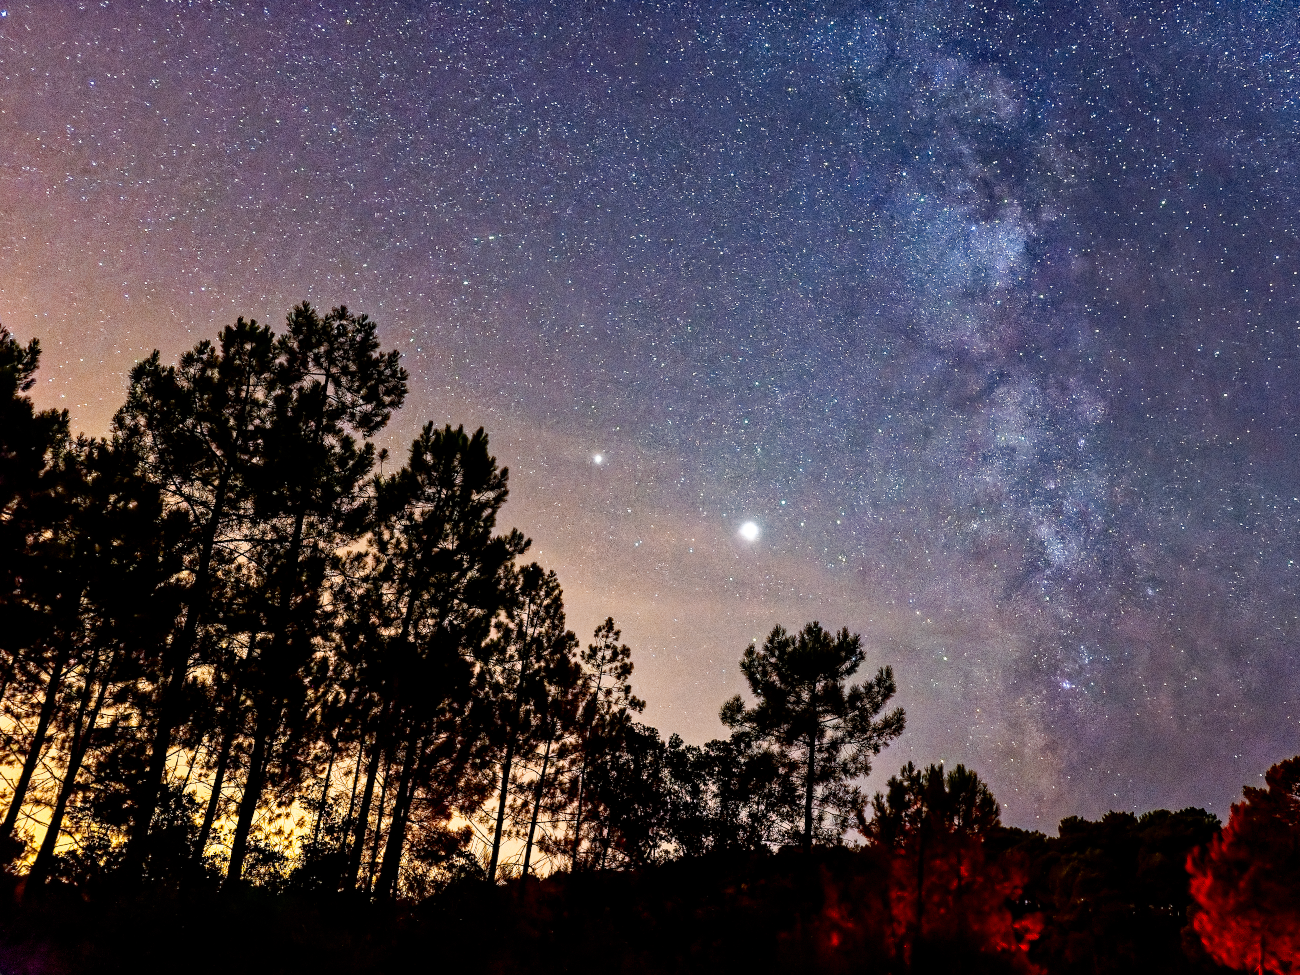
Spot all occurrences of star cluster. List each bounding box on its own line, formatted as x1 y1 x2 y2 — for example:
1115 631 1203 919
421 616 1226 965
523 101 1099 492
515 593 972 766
3 0 1299 826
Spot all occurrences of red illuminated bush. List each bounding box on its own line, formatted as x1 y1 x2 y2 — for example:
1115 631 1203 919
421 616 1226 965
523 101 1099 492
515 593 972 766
1187 756 1300 973
849 762 1042 973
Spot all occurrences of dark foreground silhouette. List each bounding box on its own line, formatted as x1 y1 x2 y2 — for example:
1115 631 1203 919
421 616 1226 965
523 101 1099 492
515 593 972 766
2 313 1291 973
0 809 1233 975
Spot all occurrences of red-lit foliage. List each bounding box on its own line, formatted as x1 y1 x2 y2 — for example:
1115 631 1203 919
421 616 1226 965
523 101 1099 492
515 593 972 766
886 830 1042 973
806 835 1042 973
1188 756 1300 973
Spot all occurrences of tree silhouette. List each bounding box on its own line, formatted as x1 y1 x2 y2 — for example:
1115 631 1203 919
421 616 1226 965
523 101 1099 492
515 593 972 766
25 436 186 890
863 762 1041 973
862 761 1001 847
485 563 576 883
1188 756 1300 973
225 303 406 886
568 618 644 870
0 327 68 532
0 328 69 864
338 422 521 898
113 318 275 876
721 622 904 851
663 729 788 856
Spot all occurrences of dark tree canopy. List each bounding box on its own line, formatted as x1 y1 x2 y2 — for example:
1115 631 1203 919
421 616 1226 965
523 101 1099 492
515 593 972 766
863 762 1001 848
1188 756 1300 972
722 622 905 850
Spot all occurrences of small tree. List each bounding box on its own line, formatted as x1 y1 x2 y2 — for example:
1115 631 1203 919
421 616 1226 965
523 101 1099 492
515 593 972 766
568 618 644 870
861 763 1036 971
861 762 1001 847
721 622 904 850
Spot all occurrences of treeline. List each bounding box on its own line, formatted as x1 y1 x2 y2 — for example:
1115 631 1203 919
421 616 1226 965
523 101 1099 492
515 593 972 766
0 306 905 900
6 307 1288 974
0 765 1246 974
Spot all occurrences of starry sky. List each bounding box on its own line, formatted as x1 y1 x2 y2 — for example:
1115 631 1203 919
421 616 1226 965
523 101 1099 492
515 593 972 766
3 0 1299 829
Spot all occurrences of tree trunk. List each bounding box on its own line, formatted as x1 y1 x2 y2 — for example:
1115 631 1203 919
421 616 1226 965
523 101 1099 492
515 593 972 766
225 448 314 886
340 735 365 852
346 733 384 889
375 735 422 900
521 725 554 884
224 705 278 887
365 750 394 893
571 668 606 871
803 708 817 853
222 482 311 890
28 651 113 889
312 741 337 848
487 716 519 883
599 817 613 871
1 647 69 839
0 652 14 712
193 715 237 865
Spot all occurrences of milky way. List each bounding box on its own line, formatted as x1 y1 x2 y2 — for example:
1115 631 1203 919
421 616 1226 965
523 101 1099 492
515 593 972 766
3 0 1299 827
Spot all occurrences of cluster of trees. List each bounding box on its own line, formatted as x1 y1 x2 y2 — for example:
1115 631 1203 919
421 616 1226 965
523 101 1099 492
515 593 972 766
0 308 907 900
5 305 1292 973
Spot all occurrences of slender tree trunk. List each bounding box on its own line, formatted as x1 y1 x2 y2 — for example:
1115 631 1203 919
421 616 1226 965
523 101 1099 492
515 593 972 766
571 668 605 871
312 741 337 848
225 438 316 886
347 733 385 889
223 454 317 890
224 704 278 887
179 738 202 795
375 735 422 900
487 715 519 882
599 818 612 871
365 750 393 893
193 716 237 865
803 710 817 853
28 652 113 889
521 725 554 884
340 735 365 849
0 652 15 712
2 648 69 838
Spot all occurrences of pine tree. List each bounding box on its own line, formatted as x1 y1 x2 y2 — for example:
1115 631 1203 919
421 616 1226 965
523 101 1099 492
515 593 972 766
485 563 576 882
340 423 521 898
225 304 406 886
25 436 186 890
0 329 69 864
568 618 644 870
861 762 1001 848
1188 756 1300 971
113 318 276 875
721 622 904 851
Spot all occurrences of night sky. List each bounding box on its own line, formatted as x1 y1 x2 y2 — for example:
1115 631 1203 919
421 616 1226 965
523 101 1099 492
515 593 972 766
3 0 1298 829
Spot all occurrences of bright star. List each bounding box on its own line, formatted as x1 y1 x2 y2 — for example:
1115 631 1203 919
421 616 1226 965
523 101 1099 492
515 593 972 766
738 521 760 542
592 454 603 465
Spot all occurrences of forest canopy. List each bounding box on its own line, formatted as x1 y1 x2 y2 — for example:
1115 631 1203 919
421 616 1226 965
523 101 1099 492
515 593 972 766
0 307 906 897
